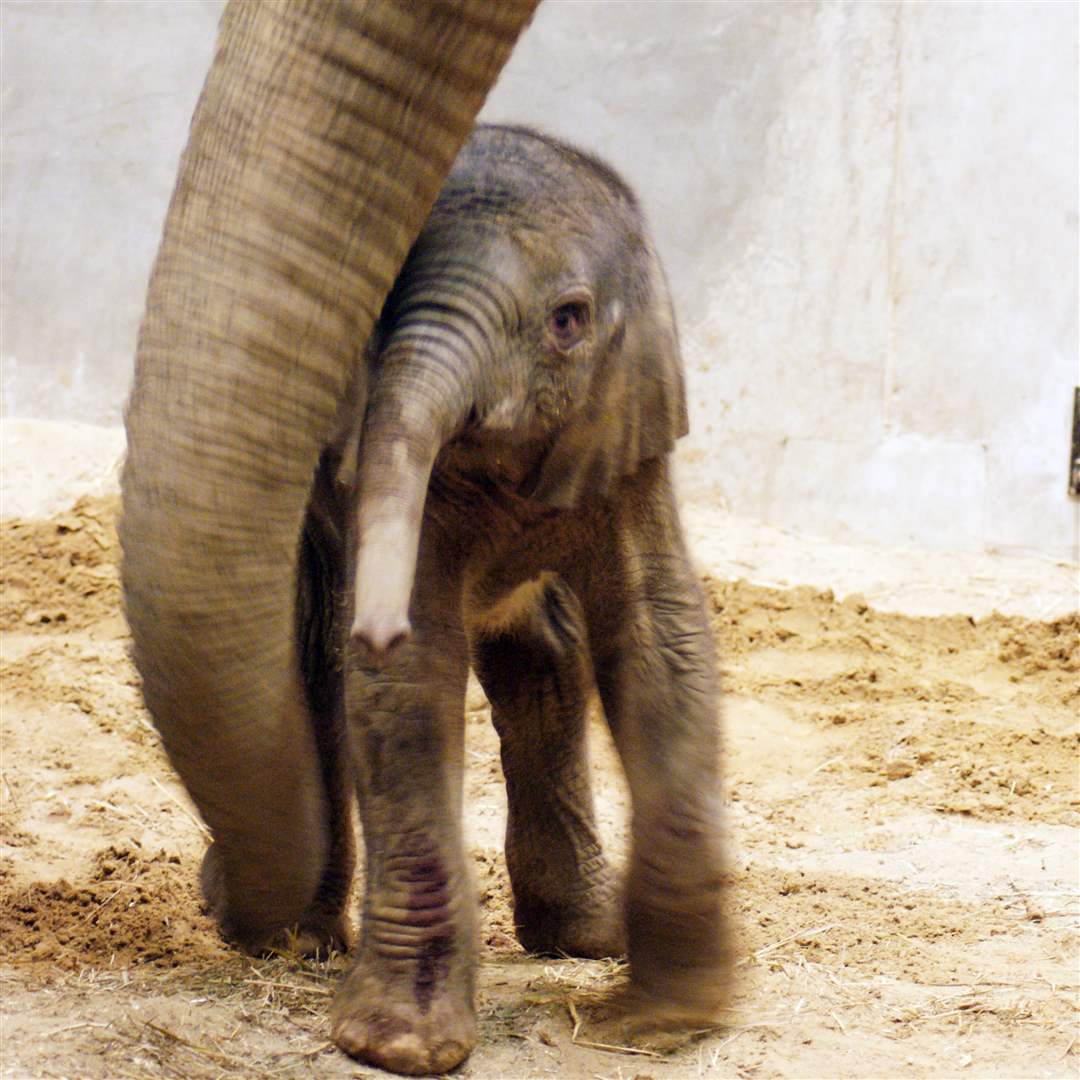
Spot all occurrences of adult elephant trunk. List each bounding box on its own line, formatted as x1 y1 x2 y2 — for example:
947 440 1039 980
121 0 536 946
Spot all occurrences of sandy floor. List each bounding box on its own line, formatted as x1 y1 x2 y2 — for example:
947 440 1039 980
1 440 1078 1078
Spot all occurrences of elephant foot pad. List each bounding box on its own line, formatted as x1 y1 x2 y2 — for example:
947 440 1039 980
331 969 476 1076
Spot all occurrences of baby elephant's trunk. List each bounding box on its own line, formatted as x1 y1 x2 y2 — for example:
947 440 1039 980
350 342 470 666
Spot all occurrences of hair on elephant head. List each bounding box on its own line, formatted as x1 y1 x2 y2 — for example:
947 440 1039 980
350 123 689 662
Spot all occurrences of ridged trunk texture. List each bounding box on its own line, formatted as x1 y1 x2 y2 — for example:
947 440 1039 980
350 330 476 660
121 0 537 942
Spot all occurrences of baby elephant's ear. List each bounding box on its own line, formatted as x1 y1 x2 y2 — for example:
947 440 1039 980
525 251 689 509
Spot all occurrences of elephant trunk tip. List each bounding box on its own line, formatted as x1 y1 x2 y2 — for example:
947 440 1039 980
349 610 411 670
351 384 454 671
351 515 420 670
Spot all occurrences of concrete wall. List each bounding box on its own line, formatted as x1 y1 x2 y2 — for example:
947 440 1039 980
3 1 1077 560
2 1 223 425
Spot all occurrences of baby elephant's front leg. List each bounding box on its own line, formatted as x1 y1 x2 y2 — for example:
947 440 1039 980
331 619 475 1076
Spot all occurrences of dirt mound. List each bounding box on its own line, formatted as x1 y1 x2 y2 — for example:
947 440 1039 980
1 845 227 971
2 496 121 632
1 497 1076 1079
709 579 1079 826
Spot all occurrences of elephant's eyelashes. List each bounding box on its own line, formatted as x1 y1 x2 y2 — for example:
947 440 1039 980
546 299 591 353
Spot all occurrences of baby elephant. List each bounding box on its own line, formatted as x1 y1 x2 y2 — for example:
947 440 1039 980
293 124 729 1075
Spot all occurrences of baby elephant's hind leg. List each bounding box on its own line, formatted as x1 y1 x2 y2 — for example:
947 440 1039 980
471 577 623 959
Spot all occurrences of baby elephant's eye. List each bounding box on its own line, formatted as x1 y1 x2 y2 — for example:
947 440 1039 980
546 299 591 353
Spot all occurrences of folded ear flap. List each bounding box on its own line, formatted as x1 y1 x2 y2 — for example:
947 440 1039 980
524 251 688 509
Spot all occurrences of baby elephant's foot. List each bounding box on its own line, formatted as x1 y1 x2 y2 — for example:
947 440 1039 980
573 980 731 1056
331 958 476 1076
515 901 625 960
513 874 625 959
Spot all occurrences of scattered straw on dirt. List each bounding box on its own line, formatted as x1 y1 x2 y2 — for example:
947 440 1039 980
2 497 1077 1079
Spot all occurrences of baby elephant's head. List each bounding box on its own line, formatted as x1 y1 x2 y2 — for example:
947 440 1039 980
351 124 688 662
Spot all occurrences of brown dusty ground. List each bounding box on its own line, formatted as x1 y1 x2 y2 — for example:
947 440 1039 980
1 497 1077 1079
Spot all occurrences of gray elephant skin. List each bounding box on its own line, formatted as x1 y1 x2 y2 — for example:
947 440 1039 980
120 4 728 1077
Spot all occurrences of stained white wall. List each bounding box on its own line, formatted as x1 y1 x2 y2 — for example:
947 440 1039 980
3 1 1077 560
2 0 223 424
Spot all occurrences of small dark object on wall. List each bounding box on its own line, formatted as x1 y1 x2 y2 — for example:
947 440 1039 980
1070 388 1080 497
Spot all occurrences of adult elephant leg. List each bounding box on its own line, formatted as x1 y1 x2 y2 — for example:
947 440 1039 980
470 577 623 959
590 460 731 1017
120 0 537 949
332 513 473 1075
